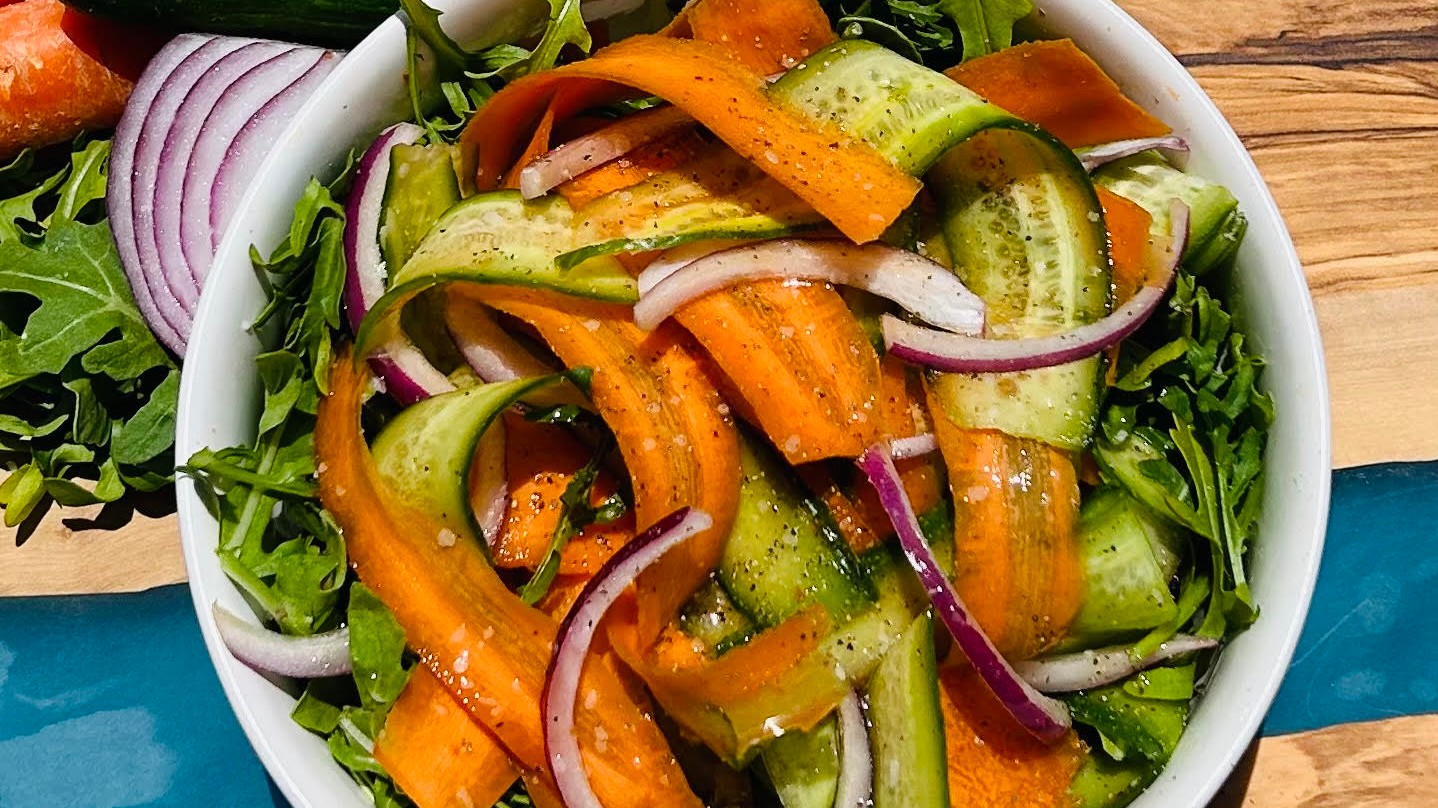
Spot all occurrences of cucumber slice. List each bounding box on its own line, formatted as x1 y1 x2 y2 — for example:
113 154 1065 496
1064 487 1187 649
865 613 949 808
369 375 564 546
679 579 758 655
1093 152 1245 275
762 718 841 808
380 142 461 270
719 436 875 627
927 125 1111 450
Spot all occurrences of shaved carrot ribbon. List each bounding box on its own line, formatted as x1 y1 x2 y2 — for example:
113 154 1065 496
462 35 919 243
945 38 1170 148
315 350 700 808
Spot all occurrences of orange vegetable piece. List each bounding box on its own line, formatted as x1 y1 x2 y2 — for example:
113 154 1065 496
556 125 709 209
501 103 556 190
939 667 1085 806
928 406 1085 660
945 38 1170 148
457 286 740 643
375 671 519 808
676 279 883 463
462 35 919 243
491 411 634 575
1098 186 1155 306
685 0 836 72
0 0 159 159
315 351 701 808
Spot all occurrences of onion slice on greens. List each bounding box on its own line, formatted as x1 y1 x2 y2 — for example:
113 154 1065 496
1078 135 1189 172
212 603 351 679
856 442 1072 742
884 201 1190 375
834 692 873 808
519 104 695 199
1015 634 1218 693
343 121 455 405
542 507 713 808
633 239 987 335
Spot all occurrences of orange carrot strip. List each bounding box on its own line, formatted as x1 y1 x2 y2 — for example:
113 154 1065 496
928 408 1084 660
0 0 154 158
938 667 1085 806
556 125 709 209
1098 186 1155 385
501 103 556 190
462 35 919 243
685 0 837 72
491 411 634 575
945 38 1171 148
315 351 701 808
375 671 519 808
457 286 741 643
676 279 883 463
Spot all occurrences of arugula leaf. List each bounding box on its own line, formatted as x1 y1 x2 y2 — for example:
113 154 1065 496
817 0 1033 68
348 583 413 707
527 0 593 74
1067 668 1192 764
938 0 1032 61
517 431 622 604
0 138 178 526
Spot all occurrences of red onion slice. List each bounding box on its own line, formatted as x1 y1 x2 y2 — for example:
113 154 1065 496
109 34 212 354
519 104 694 199
212 603 351 679
131 36 259 344
834 692 873 808
633 239 987 335
343 121 455 405
156 40 294 314
210 50 339 250
1078 135 1189 172
636 239 753 295
1014 634 1218 693
542 507 714 808
884 202 1190 375
856 442 1071 742
888 433 937 460
470 418 509 548
183 47 328 268
444 291 559 384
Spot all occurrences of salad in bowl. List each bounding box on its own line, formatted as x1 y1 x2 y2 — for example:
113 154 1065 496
175 0 1329 807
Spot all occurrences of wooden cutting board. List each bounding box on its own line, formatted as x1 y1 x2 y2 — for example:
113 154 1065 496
2 0 1434 804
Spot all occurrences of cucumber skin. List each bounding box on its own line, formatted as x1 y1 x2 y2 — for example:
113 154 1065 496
762 719 841 808
865 613 949 808
65 0 397 47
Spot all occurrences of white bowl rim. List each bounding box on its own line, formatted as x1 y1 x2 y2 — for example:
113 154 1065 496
175 2 1332 806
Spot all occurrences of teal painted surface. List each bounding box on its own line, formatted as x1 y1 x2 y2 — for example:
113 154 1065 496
0 461 1434 803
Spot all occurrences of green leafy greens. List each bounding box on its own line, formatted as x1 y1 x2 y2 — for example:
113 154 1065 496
0 139 178 527
813 0 1033 68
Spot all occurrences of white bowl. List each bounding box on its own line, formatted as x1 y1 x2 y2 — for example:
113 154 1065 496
176 2 1331 806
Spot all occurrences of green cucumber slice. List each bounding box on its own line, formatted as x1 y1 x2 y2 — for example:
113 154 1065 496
1093 152 1245 275
380 142 461 271
762 718 841 808
719 436 875 627
369 374 565 547
679 579 758 655
865 613 949 808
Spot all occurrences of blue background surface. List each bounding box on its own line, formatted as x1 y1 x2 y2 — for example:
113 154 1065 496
1 461 1435 807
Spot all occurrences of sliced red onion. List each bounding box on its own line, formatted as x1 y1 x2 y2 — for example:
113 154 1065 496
343 121 426 330
212 603 351 679
343 121 455 405
109 34 213 354
1078 135 1189 172
209 50 339 249
184 48 330 265
542 507 714 808
470 418 509 548
111 33 335 354
1014 634 1217 693
834 692 872 808
445 293 559 383
154 41 293 317
633 239 987 335
856 442 1071 742
636 239 753 295
519 104 694 199
888 433 937 460
884 202 1190 375
131 37 258 345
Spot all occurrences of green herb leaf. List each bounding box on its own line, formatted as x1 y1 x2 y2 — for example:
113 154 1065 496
528 0 593 74
938 0 1033 61
348 583 413 708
